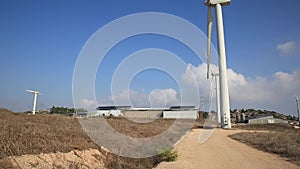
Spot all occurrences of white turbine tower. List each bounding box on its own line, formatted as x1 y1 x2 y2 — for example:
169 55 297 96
212 73 221 123
26 89 40 115
205 0 231 128
296 96 300 123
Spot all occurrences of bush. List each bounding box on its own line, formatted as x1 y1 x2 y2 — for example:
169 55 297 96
158 149 178 162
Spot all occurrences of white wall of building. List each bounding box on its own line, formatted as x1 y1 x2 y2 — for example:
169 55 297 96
163 110 198 119
122 110 163 118
96 110 122 117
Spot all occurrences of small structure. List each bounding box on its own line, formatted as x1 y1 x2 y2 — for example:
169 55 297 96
235 110 246 123
76 112 89 118
246 115 285 124
241 113 246 122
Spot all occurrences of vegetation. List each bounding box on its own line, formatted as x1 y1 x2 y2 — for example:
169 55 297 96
230 124 300 166
230 108 299 124
49 106 87 114
233 123 295 131
0 112 97 159
203 111 209 119
0 109 185 169
157 149 178 162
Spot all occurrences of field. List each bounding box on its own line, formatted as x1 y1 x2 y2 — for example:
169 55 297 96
230 124 300 166
4 107 298 168
0 108 190 169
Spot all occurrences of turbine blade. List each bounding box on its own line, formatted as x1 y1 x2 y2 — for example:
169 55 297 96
207 6 213 79
26 90 35 93
26 89 40 94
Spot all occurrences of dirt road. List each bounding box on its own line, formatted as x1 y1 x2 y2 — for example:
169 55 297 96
155 129 300 169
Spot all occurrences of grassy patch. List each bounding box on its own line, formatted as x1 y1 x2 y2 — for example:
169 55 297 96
229 127 300 166
0 110 190 169
157 149 178 162
233 123 295 132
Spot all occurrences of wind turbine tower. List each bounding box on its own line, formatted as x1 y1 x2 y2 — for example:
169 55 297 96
296 96 300 123
205 0 231 128
212 73 221 123
26 90 40 115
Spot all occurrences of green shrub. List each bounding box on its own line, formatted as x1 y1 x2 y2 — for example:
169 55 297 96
158 149 178 162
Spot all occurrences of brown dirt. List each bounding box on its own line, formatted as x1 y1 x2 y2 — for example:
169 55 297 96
0 112 99 159
233 123 295 131
2 109 298 169
0 109 186 169
0 108 14 115
104 117 175 138
154 129 300 169
1 149 106 169
229 130 300 166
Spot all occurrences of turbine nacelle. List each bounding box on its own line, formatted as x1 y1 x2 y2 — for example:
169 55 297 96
205 0 230 6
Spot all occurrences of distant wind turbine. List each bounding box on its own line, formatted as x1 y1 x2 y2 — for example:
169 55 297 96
296 96 300 123
212 73 221 123
26 89 41 115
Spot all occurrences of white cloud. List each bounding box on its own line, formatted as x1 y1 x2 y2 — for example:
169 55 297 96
182 63 212 96
277 41 297 56
98 63 300 116
80 99 97 111
149 89 179 107
110 89 148 107
108 88 180 108
182 63 300 116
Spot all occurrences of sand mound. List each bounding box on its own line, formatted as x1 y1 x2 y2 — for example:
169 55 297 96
1 149 106 169
0 108 13 115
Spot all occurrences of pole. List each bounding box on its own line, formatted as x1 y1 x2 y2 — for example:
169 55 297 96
215 3 231 128
296 96 300 123
33 93 37 115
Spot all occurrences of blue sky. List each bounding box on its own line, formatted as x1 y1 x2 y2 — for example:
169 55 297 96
1 0 300 116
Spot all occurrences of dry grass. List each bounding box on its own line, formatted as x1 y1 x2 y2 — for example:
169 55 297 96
230 124 300 166
0 112 98 158
233 123 295 132
0 109 192 169
105 116 175 138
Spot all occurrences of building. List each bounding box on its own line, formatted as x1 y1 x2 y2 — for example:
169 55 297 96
246 115 286 124
122 108 164 119
163 106 198 119
82 106 199 119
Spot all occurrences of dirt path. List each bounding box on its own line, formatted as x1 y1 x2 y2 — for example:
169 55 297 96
155 129 300 169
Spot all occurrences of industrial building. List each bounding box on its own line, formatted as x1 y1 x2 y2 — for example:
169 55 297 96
77 106 199 119
245 115 286 124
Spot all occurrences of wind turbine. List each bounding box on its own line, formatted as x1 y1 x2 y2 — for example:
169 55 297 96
296 96 300 123
205 0 231 128
26 89 40 115
211 73 221 123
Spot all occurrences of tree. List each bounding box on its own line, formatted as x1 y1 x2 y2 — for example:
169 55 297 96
49 106 84 114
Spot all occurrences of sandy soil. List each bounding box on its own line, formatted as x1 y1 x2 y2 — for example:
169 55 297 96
4 149 106 169
154 129 300 169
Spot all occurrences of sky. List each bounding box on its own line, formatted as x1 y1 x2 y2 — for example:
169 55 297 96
1 0 300 116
